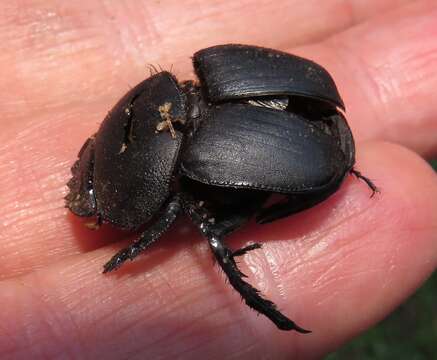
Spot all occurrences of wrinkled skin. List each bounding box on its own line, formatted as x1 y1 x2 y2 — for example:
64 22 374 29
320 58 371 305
1 1 437 359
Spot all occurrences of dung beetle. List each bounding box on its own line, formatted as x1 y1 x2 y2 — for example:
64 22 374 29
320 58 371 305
66 44 377 332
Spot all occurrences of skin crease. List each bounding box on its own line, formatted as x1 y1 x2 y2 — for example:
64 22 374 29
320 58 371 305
1 0 437 359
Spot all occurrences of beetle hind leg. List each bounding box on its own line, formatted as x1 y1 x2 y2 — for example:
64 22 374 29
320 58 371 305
256 190 334 224
103 195 181 273
350 169 379 197
232 243 262 257
182 195 310 333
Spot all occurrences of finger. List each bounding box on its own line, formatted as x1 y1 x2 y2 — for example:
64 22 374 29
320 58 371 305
0 1 431 276
1 142 436 359
290 0 437 156
0 0 411 125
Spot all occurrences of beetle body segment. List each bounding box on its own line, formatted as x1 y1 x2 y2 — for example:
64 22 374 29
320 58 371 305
181 103 346 193
68 72 186 229
66 44 376 332
194 44 345 109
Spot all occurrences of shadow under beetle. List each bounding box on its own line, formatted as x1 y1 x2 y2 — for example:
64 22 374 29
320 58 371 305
66 44 377 333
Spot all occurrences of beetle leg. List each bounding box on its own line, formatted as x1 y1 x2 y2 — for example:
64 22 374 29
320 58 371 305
350 169 379 197
256 191 334 224
231 243 262 257
181 195 310 333
102 195 181 273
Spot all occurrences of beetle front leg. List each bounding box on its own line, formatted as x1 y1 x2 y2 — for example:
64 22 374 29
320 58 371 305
103 195 181 273
181 195 310 333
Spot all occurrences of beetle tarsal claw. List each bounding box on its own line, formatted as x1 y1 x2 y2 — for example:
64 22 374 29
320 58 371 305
232 243 262 258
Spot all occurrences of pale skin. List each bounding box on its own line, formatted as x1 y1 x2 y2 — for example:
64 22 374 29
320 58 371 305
1 0 437 358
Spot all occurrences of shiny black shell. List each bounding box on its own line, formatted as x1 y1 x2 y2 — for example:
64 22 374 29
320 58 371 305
181 103 348 193
67 72 185 229
193 44 345 109
67 44 354 229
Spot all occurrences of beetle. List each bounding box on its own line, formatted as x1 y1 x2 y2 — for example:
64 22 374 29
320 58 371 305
65 44 377 333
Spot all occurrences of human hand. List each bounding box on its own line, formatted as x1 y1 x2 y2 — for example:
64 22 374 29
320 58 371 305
1 1 437 358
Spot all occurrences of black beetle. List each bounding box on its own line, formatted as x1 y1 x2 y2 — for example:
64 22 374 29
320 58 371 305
66 44 377 332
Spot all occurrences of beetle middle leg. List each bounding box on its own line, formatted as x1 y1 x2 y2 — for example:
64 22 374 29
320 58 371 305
181 194 310 333
103 195 181 273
